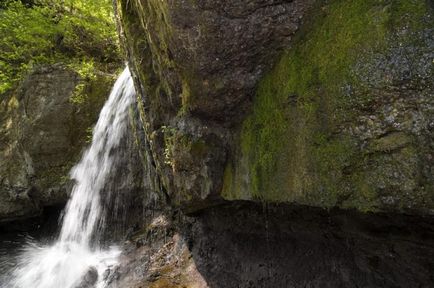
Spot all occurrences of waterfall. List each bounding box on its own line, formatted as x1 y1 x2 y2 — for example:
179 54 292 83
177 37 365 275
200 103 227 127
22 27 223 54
7 67 136 288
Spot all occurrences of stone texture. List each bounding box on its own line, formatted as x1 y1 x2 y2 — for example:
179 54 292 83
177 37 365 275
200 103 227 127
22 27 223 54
116 0 314 211
74 267 98 288
108 202 434 288
226 0 434 214
0 64 114 222
117 0 434 214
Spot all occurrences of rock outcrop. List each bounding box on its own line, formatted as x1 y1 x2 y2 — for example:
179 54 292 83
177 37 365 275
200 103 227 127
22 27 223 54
114 1 434 285
0 65 114 222
116 0 315 211
226 0 434 214
117 0 433 214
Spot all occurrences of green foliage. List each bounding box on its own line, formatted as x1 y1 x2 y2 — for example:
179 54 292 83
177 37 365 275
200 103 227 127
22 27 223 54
0 0 120 94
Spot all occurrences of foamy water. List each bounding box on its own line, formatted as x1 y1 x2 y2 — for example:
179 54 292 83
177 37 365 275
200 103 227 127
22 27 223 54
10 241 120 288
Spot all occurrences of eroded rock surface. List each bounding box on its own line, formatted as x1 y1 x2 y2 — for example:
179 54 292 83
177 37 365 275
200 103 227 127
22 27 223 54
226 1 434 213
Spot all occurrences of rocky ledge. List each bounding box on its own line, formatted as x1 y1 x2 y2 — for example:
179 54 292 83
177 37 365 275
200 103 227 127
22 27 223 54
107 201 434 288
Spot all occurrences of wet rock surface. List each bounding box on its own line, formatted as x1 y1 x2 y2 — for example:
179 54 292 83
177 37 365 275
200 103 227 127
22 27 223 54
108 201 434 287
97 101 152 243
74 267 98 288
0 64 114 223
225 2 434 212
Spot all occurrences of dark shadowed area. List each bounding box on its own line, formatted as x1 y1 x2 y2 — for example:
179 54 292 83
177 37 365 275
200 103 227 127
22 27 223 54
108 201 434 288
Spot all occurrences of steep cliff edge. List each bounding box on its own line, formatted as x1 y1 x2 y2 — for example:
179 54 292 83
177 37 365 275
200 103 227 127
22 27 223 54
117 0 433 214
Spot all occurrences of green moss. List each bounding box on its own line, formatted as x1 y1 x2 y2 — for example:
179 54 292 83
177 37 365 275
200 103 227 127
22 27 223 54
0 0 120 96
118 0 180 120
346 170 380 212
221 163 234 199
225 0 431 211
369 132 412 152
118 0 207 118
180 76 192 115
190 139 207 157
162 125 177 166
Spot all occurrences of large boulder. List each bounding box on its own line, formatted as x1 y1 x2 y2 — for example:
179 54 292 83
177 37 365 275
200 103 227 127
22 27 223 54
116 0 434 215
74 267 98 288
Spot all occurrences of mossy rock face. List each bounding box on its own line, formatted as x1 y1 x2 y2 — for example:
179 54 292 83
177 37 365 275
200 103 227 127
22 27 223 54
118 0 433 214
0 64 116 222
116 0 314 210
223 0 434 214
117 0 314 122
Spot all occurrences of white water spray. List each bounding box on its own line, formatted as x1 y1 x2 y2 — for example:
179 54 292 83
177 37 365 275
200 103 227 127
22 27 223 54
8 67 135 288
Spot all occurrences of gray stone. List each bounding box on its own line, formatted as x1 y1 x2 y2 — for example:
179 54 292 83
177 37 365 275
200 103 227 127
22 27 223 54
0 64 112 222
74 267 98 288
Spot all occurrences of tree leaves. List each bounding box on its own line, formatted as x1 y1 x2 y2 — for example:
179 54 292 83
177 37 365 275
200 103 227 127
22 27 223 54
0 0 119 95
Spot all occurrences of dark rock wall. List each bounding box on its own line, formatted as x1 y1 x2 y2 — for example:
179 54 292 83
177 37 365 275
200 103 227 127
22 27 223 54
187 203 434 287
108 202 434 288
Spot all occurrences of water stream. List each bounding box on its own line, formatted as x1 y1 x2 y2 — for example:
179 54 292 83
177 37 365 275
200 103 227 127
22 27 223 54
3 67 136 288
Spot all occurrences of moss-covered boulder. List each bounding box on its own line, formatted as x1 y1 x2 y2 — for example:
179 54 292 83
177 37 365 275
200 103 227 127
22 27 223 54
117 0 433 215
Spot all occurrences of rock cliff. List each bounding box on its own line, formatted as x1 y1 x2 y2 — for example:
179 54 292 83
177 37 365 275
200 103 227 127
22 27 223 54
1 0 432 286
0 65 115 222
112 1 434 286
116 0 433 214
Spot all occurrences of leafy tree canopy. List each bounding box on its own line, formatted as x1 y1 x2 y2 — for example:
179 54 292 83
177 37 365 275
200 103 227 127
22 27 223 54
0 0 120 94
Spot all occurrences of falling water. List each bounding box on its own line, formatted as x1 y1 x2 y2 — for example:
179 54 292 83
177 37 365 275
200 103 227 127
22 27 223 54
6 67 136 288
